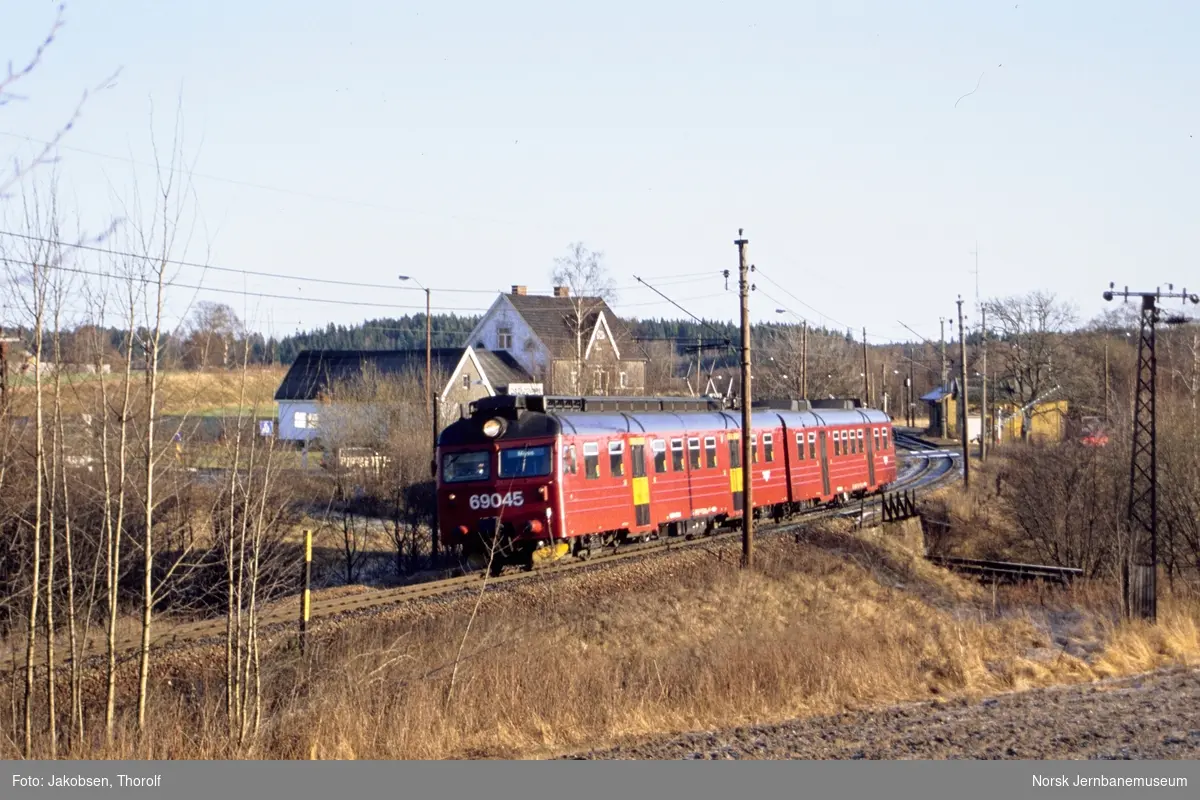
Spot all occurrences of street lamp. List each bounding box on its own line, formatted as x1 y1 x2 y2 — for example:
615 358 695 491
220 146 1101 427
398 275 432 418
400 274 438 566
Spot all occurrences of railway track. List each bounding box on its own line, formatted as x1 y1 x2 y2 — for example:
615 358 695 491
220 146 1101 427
925 555 1083 586
1 435 961 673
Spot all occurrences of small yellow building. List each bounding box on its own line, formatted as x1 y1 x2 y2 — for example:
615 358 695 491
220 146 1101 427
996 400 1068 444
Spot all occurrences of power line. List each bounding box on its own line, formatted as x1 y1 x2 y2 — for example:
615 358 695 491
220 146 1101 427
753 267 853 332
631 276 733 346
0 257 490 313
0 229 502 295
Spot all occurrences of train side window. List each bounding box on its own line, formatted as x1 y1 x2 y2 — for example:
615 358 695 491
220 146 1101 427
751 434 759 464
688 437 701 470
671 439 685 471
562 444 577 475
763 433 775 462
796 432 805 461
583 443 600 479
833 432 840 456
609 441 625 477
858 430 864 454
652 439 667 473
882 429 889 450
873 428 880 452
704 436 718 468
848 430 856 455
808 432 817 460
728 438 741 469
631 442 646 478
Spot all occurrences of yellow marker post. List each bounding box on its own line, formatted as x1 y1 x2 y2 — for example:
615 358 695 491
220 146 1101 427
300 529 312 654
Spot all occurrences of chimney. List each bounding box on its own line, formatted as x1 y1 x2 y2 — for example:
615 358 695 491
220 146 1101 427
553 285 570 298
511 285 527 296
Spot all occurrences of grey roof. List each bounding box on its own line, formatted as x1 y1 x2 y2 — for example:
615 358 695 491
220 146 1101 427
275 349 463 401
506 293 648 361
920 379 960 403
472 349 534 387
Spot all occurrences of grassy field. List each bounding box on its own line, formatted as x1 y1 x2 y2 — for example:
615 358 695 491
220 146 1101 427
5 367 286 418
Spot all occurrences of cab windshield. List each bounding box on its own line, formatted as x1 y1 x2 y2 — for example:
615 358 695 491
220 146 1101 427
443 451 490 483
498 445 552 478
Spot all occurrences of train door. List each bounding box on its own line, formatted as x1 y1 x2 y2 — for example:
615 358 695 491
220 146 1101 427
818 431 831 497
630 437 651 526
728 432 743 512
865 427 876 486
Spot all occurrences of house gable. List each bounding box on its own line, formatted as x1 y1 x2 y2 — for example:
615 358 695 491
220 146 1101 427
583 311 622 361
463 295 551 380
440 346 495 403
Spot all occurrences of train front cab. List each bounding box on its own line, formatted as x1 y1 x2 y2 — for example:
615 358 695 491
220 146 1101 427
437 420 567 570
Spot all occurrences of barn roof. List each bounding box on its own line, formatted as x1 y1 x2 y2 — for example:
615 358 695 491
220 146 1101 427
274 348 464 401
505 293 648 361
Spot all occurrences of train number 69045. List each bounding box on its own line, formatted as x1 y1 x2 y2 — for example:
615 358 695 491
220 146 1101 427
469 491 524 510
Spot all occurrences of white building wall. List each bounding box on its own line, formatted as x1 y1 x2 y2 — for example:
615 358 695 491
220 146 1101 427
278 400 321 441
466 296 550 380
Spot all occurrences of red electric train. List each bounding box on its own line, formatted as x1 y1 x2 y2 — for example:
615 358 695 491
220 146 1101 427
436 395 897 569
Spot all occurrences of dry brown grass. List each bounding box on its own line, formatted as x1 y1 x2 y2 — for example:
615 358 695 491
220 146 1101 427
6 367 285 417
9 520 1197 761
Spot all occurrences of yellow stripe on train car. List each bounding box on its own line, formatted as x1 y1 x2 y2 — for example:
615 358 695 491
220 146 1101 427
730 466 743 492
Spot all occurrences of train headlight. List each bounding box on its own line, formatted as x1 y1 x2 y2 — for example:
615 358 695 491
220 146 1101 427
482 418 504 438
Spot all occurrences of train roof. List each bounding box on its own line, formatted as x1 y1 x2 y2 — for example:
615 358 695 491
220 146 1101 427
438 395 893 448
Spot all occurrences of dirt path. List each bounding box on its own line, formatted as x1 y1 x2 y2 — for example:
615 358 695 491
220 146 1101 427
566 667 1200 760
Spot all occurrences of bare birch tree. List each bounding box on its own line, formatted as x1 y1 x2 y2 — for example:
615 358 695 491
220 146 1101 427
551 243 616 394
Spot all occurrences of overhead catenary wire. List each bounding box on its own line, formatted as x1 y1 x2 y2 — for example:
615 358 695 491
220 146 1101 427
631 275 734 346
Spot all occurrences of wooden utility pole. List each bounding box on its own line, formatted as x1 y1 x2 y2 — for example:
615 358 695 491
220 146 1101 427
957 297 970 490
1104 341 1111 425
879 359 886 413
735 230 754 568
981 305 988 460
940 317 949 439
908 344 915 428
800 321 808 399
862 327 870 406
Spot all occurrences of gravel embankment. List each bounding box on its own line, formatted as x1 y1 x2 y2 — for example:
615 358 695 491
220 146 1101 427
566 667 1200 760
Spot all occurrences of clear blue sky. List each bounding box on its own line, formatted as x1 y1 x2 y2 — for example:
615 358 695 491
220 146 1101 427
2 1 1198 345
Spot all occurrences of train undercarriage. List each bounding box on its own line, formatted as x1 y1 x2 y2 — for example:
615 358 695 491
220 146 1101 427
451 485 887 575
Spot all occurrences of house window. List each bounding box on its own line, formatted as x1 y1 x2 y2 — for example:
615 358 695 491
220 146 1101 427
763 433 775 462
796 432 805 461
562 444 577 475
293 411 307 429
462 374 471 390
593 370 606 392
729 437 742 469
670 439 684 471
583 443 600 479
497 327 513 349
619 371 627 389
652 439 667 473
306 412 319 429
688 437 701 470
597 328 607 340
609 441 625 476
704 436 718 468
